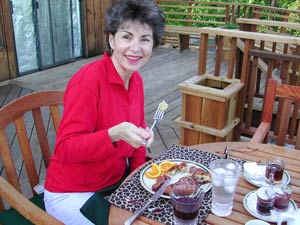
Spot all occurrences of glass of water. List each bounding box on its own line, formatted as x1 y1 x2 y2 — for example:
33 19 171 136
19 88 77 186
209 159 242 217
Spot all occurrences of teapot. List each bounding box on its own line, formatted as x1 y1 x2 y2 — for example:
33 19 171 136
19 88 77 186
277 208 300 225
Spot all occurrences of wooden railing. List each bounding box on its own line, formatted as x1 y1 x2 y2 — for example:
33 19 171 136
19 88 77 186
157 1 300 50
176 27 300 144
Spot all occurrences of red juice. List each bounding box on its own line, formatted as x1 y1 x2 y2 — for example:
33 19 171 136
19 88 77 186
173 197 200 220
256 187 275 216
265 163 284 182
274 185 292 211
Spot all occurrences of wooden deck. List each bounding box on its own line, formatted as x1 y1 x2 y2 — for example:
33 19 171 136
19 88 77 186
0 46 217 157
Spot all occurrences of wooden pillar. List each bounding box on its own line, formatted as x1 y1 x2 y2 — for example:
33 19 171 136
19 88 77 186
82 0 112 57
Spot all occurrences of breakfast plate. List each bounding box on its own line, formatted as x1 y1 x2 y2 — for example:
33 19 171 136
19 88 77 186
140 159 211 199
243 163 290 187
243 190 297 223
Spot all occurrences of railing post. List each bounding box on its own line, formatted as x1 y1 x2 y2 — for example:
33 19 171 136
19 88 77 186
198 33 208 75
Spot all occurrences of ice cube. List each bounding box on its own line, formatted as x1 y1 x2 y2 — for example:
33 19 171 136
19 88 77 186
223 176 235 187
225 185 235 193
226 163 236 170
213 167 227 175
224 170 234 176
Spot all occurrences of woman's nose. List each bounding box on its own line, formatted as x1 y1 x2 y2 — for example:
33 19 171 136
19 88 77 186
130 40 141 51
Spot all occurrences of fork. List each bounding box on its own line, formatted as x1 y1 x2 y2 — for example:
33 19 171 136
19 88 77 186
141 100 167 145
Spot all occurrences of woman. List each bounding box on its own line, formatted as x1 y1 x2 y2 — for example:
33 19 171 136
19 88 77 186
44 0 165 224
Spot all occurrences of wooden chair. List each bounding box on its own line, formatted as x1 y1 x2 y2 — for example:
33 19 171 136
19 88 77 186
0 91 64 225
251 79 300 149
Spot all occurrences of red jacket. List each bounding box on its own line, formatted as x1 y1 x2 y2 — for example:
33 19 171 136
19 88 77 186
45 53 146 192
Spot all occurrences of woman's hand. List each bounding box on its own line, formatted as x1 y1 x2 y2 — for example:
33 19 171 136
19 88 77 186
108 122 154 148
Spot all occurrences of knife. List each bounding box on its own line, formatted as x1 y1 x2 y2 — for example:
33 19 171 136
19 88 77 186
124 178 171 225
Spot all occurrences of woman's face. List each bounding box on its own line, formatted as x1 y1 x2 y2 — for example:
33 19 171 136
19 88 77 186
109 20 154 78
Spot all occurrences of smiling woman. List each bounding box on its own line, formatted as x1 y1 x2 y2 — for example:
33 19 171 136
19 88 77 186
43 0 165 225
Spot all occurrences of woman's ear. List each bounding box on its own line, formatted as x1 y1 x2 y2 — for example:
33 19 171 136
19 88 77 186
109 33 115 50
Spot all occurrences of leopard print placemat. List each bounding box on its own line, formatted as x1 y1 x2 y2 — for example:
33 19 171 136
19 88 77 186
108 144 243 225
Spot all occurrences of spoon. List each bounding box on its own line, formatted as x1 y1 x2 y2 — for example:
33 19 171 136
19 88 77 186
123 196 162 214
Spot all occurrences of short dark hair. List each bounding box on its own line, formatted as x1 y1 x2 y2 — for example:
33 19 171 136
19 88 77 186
105 0 165 54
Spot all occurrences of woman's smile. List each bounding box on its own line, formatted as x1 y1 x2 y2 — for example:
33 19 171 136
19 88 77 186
125 54 142 64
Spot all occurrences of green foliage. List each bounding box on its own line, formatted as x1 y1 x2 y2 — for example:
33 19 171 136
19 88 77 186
160 0 299 35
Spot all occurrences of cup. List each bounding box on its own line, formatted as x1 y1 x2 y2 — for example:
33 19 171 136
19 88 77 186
209 159 242 217
170 183 204 225
274 184 292 211
265 158 285 184
256 186 275 216
245 219 271 225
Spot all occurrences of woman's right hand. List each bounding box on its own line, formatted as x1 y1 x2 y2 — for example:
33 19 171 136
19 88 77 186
108 122 152 148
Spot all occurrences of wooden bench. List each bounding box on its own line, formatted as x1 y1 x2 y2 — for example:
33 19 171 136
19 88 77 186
237 18 300 34
157 0 235 51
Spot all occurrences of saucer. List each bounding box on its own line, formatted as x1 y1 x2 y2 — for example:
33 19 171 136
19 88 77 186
243 190 297 223
243 164 290 187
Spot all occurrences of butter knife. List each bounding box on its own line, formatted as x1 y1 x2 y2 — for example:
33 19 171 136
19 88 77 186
124 179 171 225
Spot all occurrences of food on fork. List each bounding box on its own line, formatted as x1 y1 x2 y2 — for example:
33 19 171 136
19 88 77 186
158 100 168 112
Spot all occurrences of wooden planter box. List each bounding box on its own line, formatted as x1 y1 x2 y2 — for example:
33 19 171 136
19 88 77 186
174 75 243 146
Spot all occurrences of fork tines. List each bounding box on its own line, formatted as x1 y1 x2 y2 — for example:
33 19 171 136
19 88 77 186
154 108 164 120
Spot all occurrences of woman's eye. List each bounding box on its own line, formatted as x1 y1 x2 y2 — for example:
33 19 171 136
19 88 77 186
122 35 130 40
141 38 150 43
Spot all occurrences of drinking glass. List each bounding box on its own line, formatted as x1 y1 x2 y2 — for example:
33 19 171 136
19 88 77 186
265 158 285 184
256 186 275 216
274 184 292 211
209 159 242 217
170 183 204 225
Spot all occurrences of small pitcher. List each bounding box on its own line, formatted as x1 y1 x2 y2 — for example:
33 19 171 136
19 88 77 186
277 208 300 225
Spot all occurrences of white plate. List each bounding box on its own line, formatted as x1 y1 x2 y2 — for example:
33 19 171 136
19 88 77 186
140 159 211 199
243 164 290 187
243 190 297 223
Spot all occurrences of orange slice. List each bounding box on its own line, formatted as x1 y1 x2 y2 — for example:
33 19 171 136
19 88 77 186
159 160 175 173
145 163 161 179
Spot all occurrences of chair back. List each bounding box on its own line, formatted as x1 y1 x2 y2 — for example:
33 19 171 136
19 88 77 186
251 79 300 149
0 90 64 210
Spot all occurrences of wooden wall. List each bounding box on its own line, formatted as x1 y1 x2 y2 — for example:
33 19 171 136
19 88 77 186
81 0 113 57
0 0 18 82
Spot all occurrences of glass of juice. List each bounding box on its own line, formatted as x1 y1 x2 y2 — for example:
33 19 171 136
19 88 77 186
256 186 275 216
274 184 292 211
170 183 204 225
265 158 285 184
